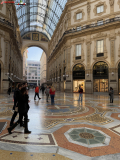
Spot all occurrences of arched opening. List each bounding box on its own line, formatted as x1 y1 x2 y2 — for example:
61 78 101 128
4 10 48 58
73 63 85 93
23 46 46 88
93 61 108 92
118 62 120 94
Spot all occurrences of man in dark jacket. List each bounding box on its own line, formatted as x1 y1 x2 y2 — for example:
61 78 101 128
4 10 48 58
9 84 22 126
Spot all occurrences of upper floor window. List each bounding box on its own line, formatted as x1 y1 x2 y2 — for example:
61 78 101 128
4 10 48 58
76 13 82 20
97 40 103 53
97 20 103 26
97 5 104 14
76 44 81 57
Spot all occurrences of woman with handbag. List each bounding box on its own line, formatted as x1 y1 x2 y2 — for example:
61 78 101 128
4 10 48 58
109 87 114 103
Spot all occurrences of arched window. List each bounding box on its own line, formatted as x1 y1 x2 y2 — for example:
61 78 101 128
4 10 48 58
73 64 85 79
93 61 108 79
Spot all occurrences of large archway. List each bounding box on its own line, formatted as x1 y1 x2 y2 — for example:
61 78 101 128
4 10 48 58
21 32 49 56
93 61 108 92
72 63 85 92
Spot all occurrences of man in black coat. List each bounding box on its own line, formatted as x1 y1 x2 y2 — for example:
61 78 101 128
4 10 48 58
9 84 22 126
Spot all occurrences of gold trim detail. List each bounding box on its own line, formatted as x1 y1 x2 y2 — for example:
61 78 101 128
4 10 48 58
93 1 107 16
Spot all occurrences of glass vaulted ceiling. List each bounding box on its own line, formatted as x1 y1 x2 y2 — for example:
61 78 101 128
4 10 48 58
16 0 67 40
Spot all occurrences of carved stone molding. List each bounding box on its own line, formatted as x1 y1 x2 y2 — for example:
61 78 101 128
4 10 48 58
109 34 116 40
109 0 114 13
73 9 85 22
93 1 107 16
110 40 115 67
0 0 3 10
118 0 120 8
87 2 91 20
73 37 84 44
93 32 107 39
86 41 91 68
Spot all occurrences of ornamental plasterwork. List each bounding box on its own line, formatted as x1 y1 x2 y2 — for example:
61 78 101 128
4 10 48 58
0 0 3 10
73 37 84 44
118 31 120 57
109 0 114 6
109 0 114 13
87 2 91 20
93 32 107 60
73 9 85 22
93 1 107 16
110 40 115 67
118 0 120 8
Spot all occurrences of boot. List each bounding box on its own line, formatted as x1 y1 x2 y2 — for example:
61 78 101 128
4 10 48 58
7 120 19 134
24 120 31 134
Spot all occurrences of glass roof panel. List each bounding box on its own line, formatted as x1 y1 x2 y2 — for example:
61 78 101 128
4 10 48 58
15 0 67 39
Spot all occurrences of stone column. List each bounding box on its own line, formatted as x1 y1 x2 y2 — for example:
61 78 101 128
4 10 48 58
109 34 117 94
65 47 72 92
85 40 92 93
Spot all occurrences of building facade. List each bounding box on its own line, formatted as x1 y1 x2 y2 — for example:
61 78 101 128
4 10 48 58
23 50 28 81
26 61 40 86
40 51 47 85
0 2 23 93
47 0 120 94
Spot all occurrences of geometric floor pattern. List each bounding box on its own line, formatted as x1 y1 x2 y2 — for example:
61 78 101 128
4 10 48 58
0 90 120 159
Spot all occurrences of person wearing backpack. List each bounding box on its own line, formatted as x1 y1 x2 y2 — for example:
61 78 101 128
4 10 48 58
78 85 83 103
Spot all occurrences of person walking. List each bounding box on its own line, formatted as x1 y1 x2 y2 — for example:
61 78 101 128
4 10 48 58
49 86 55 105
34 86 41 100
45 85 50 102
78 85 83 103
41 85 45 94
10 84 22 127
7 86 11 97
109 87 114 103
8 87 31 134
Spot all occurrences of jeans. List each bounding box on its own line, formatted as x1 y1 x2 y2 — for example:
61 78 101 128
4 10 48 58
34 93 40 99
78 93 83 102
51 95 55 105
46 94 49 102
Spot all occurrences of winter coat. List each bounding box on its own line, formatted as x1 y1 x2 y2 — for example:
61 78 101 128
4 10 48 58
18 93 29 113
45 88 50 95
109 90 114 99
49 89 55 95
35 87 39 93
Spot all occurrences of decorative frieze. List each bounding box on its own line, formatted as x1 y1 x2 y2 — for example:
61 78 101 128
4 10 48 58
87 2 91 20
109 0 114 13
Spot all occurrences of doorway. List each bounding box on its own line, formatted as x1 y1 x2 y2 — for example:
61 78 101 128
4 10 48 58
93 79 108 92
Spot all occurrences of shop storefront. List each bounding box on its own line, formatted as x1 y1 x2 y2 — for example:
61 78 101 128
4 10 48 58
93 61 108 92
73 64 85 92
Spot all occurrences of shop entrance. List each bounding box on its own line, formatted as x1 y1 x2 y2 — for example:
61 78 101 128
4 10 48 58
93 79 108 92
73 63 85 92
93 61 108 92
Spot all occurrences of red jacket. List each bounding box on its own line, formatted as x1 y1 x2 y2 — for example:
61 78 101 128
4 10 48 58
35 87 39 93
49 88 55 95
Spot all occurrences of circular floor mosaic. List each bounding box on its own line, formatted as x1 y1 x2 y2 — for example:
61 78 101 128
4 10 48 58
44 104 89 116
64 127 111 148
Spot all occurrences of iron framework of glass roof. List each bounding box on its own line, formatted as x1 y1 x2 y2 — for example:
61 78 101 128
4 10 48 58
15 0 68 40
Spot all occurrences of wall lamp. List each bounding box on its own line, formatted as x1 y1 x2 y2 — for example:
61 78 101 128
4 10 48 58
11 73 13 76
111 72 114 76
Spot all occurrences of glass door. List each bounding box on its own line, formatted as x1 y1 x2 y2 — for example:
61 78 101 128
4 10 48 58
94 79 108 92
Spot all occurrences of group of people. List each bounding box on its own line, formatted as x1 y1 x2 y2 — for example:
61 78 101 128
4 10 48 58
34 85 56 105
8 82 31 134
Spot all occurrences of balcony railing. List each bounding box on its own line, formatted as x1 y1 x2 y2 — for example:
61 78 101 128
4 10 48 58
48 17 120 61
0 18 13 28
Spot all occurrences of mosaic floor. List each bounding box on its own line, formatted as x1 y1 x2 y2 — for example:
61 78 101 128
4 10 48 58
1 90 120 159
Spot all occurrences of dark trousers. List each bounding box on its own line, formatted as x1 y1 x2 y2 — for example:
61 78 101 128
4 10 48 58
10 111 18 126
34 93 40 99
51 95 55 105
19 112 28 123
42 90 44 94
110 97 113 103
46 94 49 102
